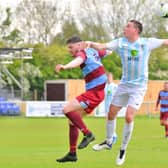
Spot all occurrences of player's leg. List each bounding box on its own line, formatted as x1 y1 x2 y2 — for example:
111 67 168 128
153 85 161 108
56 99 94 163
161 112 168 138
107 104 121 142
160 114 165 137
77 89 106 149
116 88 146 166
165 123 168 138
105 96 118 144
64 99 95 148
112 122 118 144
93 85 126 151
164 113 168 138
116 106 135 166
63 100 90 135
107 85 129 150
92 105 121 151
56 120 79 162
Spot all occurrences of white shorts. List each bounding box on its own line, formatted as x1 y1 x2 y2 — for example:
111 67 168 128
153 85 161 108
111 84 146 110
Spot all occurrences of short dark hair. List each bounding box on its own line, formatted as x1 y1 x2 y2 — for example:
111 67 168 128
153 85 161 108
129 20 143 34
66 35 82 44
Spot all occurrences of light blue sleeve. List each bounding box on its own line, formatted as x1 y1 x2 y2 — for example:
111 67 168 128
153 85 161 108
105 39 119 51
147 38 164 50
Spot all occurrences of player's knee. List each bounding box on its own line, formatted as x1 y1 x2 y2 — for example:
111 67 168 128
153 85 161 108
107 111 116 120
62 106 69 114
125 115 133 123
161 120 167 126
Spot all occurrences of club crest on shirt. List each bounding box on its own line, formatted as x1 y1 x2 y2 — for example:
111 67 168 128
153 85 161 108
127 49 139 61
131 49 138 57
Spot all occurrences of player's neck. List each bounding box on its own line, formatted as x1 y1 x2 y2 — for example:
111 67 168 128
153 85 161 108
127 35 139 43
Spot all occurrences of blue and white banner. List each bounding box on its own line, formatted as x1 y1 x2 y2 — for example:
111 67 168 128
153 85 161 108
26 101 66 117
26 101 126 117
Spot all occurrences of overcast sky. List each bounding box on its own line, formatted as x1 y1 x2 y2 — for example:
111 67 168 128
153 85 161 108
0 0 22 8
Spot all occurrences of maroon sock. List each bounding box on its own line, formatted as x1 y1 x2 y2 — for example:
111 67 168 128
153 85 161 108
69 124 79 153
165 125 168 136
66 111 90 135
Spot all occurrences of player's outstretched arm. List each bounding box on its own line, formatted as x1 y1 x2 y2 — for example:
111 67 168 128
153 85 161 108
85 41 107 50
55 57 84 73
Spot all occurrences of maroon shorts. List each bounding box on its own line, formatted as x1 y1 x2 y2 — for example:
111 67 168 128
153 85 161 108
160 112 168 121
76 89 105 114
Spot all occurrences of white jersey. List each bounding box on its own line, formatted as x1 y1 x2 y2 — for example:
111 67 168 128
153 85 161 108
104 82 118 112
106 37 164 87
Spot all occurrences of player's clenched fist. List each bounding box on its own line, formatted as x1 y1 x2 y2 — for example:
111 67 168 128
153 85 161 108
55 64 65 73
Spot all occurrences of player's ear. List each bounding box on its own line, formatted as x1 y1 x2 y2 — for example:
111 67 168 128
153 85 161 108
78 42 83 50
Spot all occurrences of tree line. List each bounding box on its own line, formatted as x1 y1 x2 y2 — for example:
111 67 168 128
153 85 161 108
0 0 167 100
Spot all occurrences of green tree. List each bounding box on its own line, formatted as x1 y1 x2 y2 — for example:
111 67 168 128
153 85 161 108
148 25 168 80
102 53 122 79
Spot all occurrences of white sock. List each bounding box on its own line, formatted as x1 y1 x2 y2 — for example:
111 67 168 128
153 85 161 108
121 121 134 150
106 119 116 144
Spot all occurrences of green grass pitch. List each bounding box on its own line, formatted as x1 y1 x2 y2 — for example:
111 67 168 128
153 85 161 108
0 116 167 168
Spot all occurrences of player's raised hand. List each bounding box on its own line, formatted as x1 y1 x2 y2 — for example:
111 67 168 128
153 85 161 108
55 64 65 73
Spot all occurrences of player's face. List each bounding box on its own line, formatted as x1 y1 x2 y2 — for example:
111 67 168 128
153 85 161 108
67 42 82 56
123 22 138 38
164 83 168 91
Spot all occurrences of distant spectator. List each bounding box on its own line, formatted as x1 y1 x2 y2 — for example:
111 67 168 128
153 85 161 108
155 81 168 138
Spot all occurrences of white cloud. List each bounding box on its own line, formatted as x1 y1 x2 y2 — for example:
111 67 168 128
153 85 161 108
0 0 22 8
